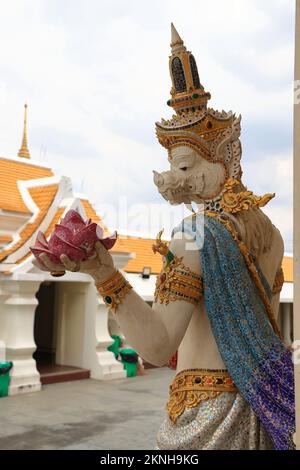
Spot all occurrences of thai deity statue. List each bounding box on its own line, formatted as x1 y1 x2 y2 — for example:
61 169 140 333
33 24 295 450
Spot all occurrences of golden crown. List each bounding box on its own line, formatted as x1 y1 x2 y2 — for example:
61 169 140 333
156 24 242 180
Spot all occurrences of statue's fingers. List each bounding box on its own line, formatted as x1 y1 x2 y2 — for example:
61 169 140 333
95 241 111 263
32 258 48 272
39 253 56 270
39 253 64 271
87 251 97 260
95 240 106 254
60 254 79 271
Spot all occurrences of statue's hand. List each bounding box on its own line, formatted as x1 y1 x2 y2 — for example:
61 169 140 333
32 241 115 282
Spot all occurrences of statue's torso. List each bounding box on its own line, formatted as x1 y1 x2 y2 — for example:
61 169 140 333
176 222 284 372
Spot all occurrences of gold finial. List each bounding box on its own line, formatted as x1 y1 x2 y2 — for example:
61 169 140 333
18 103 30 159
170 23 186 53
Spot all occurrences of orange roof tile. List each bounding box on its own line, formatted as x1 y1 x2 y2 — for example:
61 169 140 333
112 236 163 274
80 199 107 231
0 235 13 242
0 157 53 214
0 184 58 262
114 238 294 281
44 207 65 237
282 256 293 283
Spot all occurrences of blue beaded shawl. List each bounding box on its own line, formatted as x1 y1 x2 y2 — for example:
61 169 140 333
173 213 295 450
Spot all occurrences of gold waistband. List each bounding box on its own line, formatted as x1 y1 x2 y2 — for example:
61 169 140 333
167 369 238 424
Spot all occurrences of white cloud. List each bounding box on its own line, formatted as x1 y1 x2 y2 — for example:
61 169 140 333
263 204 293 252
243 150 293 250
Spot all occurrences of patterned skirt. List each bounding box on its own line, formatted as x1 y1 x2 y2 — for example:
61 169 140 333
156 369 273 450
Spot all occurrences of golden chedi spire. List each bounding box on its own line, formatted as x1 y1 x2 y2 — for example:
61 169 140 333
18 103 30 159
168 23 211 113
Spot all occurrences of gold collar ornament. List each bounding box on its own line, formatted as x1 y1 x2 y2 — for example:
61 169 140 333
219 178 275 214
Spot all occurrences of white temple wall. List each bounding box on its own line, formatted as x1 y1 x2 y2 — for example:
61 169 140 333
55 281 125 380
55 282 86 368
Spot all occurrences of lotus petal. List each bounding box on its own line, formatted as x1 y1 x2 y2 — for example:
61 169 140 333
30 246 61 265
35 231 49 249
48 233 86 261
60 210 86 233
101 232 117 250
52 224 74 243
73 223 99 246
95 224 104 239
31 209 117 270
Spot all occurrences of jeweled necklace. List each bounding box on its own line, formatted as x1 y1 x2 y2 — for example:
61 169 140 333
203 178 275 215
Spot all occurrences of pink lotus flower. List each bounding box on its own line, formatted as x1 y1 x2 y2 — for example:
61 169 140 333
30 209 116 267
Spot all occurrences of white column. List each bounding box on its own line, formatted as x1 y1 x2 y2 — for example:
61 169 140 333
3 280 41 395
294 0 300 449
55 281 126 380
0 281 9 361
282 303 292 345
92 291 126 380
0 281 9 341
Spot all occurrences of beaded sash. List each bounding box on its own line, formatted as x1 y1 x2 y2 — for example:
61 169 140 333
167 369 237 424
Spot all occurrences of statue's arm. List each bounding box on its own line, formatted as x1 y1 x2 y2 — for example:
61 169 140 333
109 232 201 366
36 231 201 366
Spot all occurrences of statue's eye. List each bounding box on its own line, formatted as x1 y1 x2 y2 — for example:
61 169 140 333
180 166 187 171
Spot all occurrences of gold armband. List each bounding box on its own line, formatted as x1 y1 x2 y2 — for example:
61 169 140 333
95 270 132 312
154 255 203 306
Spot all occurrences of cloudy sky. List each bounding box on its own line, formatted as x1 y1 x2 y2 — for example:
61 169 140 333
0 0 295 249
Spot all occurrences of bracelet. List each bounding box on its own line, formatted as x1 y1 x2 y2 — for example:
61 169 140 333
154 255 203 306
95 270 132 312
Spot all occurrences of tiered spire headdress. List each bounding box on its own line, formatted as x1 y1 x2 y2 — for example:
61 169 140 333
156 24 242 180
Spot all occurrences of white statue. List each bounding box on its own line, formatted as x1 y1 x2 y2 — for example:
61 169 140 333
33 24 295 450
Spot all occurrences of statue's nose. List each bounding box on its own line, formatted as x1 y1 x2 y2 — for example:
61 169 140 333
153 170 164 188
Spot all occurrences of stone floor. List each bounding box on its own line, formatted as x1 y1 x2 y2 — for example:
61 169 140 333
0 367 174 450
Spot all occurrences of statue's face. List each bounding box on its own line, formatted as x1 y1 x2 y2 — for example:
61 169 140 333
153 145 226 205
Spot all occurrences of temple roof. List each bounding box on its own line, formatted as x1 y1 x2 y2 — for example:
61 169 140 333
112 236 163 274
282 255 293 283
0 157 54 214
0 151 110 273
0 182 59 263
